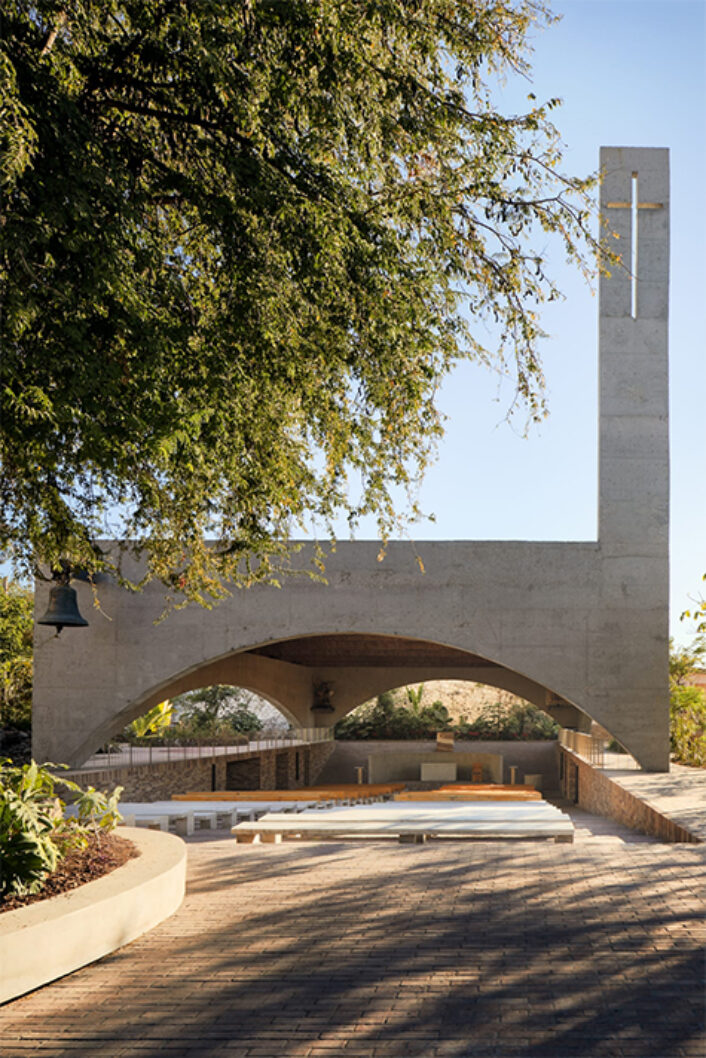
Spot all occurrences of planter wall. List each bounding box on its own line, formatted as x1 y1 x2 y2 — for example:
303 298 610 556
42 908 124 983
0 827 186 1005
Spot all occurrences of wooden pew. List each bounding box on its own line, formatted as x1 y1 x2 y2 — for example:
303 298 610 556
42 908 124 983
172 782 406 803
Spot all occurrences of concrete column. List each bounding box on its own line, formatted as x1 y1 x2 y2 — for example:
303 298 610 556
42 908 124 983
594 146 670 769
599 146 670 554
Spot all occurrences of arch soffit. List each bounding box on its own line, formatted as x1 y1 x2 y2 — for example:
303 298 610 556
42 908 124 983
115 630 590 728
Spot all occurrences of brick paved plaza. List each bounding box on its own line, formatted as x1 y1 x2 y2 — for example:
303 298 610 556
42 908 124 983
1 808 704 1058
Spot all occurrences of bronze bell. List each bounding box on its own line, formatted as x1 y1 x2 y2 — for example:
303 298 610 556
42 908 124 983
38 584 89 634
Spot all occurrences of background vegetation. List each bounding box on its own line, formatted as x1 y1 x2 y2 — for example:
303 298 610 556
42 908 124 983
334 686 559 741
0 580 32 732
118 685 265 746
669 638 706 767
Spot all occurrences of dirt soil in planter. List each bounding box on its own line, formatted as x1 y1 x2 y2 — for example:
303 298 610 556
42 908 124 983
0 833 138 914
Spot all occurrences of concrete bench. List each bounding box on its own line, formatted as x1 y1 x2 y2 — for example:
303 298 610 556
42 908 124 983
232 801 575 844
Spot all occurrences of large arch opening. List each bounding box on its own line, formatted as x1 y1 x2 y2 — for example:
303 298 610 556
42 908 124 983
69 631 615 767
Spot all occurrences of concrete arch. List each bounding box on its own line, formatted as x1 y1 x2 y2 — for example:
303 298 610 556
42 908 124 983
32 149 671 771
36 620 597 766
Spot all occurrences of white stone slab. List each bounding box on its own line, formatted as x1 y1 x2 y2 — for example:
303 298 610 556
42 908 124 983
420 762 457 781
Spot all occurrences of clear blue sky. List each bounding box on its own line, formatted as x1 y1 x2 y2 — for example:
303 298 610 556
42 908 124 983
331 0 706 646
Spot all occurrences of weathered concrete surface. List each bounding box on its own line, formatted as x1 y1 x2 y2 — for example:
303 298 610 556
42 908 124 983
367 749 503 784
32 147 671 771
319 739 561 790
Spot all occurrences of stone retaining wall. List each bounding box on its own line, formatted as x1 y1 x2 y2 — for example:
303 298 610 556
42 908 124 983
64 741 335 800
560 749 700 843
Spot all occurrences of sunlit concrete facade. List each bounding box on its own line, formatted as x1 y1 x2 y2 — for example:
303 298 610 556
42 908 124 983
33 148 670 770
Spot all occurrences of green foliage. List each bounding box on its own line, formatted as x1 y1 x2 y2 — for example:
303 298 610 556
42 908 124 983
680 574 706 635
73 784 124 836
669 637 706 766
0 1 602 604
669 636 706 687
170 685 263 738
405 685 425 711
455 701 559 740
127 700 173 739
0 758 122 898
670 685 706 767
0 580 33 731
335 692 554 741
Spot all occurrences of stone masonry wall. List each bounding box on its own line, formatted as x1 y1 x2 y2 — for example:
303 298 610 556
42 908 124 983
307 741 336 785
64 740 336 800
65 758 218 801
560 749 699 843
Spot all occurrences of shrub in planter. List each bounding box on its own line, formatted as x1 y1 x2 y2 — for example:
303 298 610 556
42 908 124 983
0 759 122 898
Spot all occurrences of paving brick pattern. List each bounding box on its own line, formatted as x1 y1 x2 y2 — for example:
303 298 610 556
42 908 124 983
1 811 704 1058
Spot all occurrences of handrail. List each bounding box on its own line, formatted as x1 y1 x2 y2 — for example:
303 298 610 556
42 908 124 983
558 728 605 767
77 727 334 772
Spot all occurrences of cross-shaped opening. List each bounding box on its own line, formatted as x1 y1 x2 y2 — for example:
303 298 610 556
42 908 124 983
630 172 639 318
606 173 663 320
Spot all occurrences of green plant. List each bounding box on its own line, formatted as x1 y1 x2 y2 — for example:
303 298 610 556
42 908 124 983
127 700 174 739
669 685 706 767
405 685 425 711
0 580 33 731
669 636 706 687
456 702 559 741
73 785 124 837
0 759 122 898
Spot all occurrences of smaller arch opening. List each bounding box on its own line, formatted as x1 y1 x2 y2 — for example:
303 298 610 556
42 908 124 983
108 684 294 750
333 679 561 743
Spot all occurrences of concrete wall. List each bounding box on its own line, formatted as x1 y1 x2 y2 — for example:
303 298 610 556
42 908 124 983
367 749 503 784
318 740 560 791
32 147 671 772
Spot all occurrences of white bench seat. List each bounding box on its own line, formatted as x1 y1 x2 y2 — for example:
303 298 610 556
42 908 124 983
231 799 575 844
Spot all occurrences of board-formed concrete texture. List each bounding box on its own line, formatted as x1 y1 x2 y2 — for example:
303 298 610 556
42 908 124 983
32 147 670 771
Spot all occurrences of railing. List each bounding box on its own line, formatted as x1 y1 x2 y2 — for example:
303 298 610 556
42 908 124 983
558 727 642 770
77 726 334 772
558 728 605 767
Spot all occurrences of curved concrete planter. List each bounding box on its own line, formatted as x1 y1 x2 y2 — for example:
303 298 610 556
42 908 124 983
0 827 186 1004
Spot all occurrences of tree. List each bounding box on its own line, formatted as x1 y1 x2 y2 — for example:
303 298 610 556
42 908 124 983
171 685 263 736
681 575 706 636
0 580 33 731
1 2 601 606
668 638 706 768
669 637 706 689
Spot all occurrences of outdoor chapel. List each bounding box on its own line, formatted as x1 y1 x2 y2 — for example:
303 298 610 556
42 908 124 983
2 0 705 1033
34 147 671 774
2 143 701 1047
